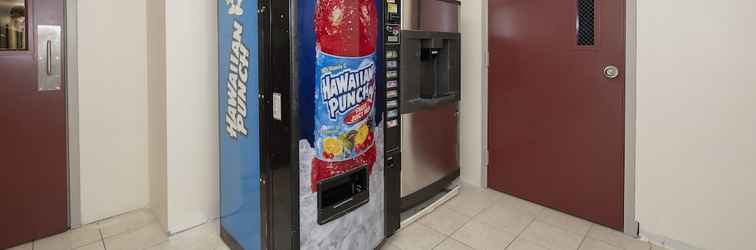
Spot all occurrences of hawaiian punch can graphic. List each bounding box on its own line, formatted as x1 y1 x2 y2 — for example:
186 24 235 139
311 0 378 192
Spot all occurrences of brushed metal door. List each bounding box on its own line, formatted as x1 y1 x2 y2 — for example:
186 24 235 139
400 103 458 197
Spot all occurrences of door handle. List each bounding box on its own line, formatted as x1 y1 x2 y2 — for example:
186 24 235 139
46 40 52 76
603 65 620 79
37 25 62 92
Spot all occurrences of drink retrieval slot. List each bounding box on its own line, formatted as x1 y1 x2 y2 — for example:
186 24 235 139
317 166 369 225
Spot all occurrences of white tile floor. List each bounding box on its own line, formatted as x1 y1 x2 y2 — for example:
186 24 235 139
5 185 666 250
383 185 668 250
5 209 229 250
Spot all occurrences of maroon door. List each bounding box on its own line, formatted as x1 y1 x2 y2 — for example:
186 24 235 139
487 0 625 230
0 0 68 248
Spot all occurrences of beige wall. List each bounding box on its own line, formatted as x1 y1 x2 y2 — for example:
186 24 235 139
459 0 488 187
147 0 168 230
73 0 218 232
163 0 220 233
635 0 756 249
144 0 219 234
76 0 149 224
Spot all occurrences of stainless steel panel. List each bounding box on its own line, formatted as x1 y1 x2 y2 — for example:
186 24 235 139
37 25 62 92
401 0 419 30
400 103 459 197
401 0 460 32
419 0 459 33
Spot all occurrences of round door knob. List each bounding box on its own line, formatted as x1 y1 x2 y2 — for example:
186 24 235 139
603 65 620 79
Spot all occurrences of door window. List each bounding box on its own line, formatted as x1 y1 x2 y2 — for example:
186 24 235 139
577 0 595 46
1 0 27 50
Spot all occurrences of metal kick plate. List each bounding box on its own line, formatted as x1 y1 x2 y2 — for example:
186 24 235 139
37 25 62 92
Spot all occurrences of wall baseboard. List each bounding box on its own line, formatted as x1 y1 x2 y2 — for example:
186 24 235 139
640 228 706 250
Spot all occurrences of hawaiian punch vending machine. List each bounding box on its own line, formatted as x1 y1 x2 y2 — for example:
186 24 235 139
218 0 263 250
220 0 399 249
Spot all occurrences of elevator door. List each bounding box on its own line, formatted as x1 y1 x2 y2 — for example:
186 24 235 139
487 0 626 230
0 0 68 248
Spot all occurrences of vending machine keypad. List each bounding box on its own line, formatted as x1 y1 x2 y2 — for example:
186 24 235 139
384 0 401 153
384 0 402 236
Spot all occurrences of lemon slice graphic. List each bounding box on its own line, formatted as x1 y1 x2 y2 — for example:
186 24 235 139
355 124 370 145
323 137 344 157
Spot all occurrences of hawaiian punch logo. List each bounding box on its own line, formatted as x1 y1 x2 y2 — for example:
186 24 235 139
224 0 250 139
225 0 244 15
320 63 376 120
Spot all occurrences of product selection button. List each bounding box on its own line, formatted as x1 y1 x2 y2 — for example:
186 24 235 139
387 36 399 43
387 110 399 119
387 119 399 128
388 3 399 15
387 80 398 89
387 70 398 79
387 60 398 68
387 100 399 109
386 50 398 59
387 90 399 99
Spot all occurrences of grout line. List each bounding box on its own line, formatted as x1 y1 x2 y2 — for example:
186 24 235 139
452 239 477 250
100 229 107 250
444 220 477 250
99 220 156 241
430 207 476 249
413 223 449 249
428 235 449 250
438 189 500 249
502 216 537 250
576 224 594 250
423 188 500 250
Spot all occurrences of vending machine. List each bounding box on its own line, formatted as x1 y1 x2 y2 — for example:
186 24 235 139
219 0 401 249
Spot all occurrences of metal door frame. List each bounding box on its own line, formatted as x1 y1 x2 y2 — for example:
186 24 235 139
623 0 639 237
65 0 80 228
481 0 640 237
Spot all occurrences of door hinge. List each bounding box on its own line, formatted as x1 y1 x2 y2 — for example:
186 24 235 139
484 149 490 166
485 50 490 67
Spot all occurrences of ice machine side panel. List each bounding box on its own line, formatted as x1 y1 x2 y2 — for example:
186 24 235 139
219 0 262 249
